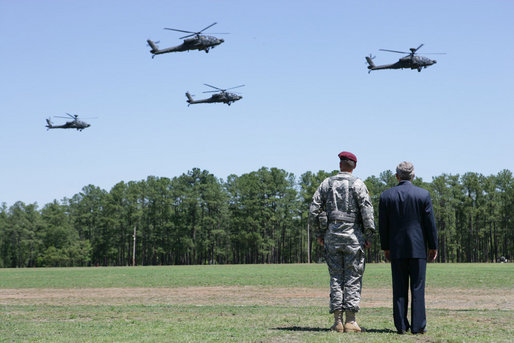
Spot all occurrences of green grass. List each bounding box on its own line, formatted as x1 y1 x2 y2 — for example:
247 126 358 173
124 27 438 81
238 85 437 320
0 263 513 342
0 263 512 289
1 305 511 342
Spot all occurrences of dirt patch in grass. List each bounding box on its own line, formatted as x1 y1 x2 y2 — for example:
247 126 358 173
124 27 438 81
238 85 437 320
0 286 511 310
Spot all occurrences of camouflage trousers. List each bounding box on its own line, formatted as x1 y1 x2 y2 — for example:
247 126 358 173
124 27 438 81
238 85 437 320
324 243 365 313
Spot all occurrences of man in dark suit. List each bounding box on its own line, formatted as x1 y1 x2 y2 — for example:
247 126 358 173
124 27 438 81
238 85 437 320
378 161 438 335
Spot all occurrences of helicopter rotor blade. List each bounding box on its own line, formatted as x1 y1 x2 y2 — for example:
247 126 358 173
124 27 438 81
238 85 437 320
226 84 245 90
66 112 79 120
414 43 424 52
198 22 217 33
179 33 197 39
163 28 196 34
166 23 218 39
379 49 409 54
204 83 223 91
163 28 198 40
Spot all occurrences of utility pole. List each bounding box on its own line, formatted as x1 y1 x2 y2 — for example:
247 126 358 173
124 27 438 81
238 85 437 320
307 222 311 263
132 226 136 266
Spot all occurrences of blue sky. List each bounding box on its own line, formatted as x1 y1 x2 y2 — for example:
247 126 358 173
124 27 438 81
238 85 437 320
1 0 513 206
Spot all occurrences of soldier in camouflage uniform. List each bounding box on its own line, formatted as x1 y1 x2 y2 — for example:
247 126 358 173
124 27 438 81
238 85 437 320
309 151 375 333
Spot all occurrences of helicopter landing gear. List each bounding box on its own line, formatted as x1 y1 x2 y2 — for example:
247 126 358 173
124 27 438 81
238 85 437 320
417 67 422 72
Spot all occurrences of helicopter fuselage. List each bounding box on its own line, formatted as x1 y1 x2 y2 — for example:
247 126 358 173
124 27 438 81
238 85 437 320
148 35 224 57
367 55 437 72
185 92 242 106
46 118 90 131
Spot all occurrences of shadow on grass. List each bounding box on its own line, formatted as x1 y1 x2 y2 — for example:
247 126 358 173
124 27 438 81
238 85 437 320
274 326 330 332
363 328 396 333
274 326 396 334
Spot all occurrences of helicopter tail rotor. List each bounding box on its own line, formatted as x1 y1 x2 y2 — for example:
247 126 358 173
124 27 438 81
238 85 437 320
185 92 194 102
365 54 376 69
147 39 159 52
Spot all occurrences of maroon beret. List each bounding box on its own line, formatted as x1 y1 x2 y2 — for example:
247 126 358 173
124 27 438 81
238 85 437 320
338 151 357 162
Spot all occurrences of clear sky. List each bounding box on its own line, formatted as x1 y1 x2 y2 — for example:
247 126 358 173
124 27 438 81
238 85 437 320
1 0 513 206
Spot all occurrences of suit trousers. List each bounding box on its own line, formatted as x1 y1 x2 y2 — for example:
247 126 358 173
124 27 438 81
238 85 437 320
390 258 427 333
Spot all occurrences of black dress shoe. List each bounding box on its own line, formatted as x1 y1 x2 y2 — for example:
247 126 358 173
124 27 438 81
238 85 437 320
412 329 427 335
397 330 407 335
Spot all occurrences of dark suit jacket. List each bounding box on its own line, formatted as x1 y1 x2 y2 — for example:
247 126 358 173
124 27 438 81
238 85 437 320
379 180 438 259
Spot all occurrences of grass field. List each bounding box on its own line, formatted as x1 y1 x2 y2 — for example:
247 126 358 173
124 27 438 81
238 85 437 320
0 263 512 342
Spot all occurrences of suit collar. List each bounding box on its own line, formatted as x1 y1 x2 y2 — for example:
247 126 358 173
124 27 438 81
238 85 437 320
398 180 412 186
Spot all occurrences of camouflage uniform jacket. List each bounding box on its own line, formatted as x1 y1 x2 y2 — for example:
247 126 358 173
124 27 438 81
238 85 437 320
309 172 375 245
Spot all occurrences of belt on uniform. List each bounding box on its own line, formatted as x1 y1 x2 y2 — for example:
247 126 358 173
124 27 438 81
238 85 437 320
329 213 360 223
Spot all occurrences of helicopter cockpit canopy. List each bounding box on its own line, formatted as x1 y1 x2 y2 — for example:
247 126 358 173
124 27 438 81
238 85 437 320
203 36 222 43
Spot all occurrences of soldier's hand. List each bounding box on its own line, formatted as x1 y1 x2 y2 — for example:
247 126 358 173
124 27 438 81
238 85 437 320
317 237 324 246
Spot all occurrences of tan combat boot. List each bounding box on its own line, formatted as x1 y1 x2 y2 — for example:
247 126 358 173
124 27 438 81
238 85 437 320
330 310 344 332
343 311 362 332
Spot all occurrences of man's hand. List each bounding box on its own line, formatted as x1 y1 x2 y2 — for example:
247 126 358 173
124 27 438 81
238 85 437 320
383 250 390 262
364 240 371 249
317 237 324 246
428 249 437 262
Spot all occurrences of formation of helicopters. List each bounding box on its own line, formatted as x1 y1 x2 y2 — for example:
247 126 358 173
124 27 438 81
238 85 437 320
366 44 445 73
147 23 244 107
46 21 445 132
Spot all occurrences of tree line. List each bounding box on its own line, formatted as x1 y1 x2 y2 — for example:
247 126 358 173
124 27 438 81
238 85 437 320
0 168 512 267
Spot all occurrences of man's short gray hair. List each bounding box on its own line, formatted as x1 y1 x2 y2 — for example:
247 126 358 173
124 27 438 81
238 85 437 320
396 161 415 180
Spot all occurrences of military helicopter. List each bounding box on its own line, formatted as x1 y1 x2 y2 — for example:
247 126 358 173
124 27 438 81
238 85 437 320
147 22 226 58
45 113 91 131
186 84 244 106
366 44 445 73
